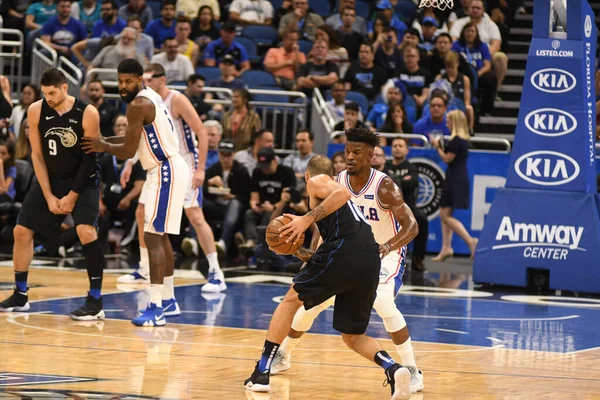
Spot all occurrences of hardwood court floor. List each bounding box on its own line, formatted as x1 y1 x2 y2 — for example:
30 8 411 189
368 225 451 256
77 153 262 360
0 267 599 399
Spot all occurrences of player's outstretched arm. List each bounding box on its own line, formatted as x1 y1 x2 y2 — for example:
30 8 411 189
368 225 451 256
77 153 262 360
175 94 208 187
378 177 418 257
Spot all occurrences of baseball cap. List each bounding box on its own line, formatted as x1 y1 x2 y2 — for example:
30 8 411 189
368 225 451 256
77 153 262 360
220 20 236 32
376 0 393 10
218 139 235 153
422 16 439 27
222 54 235 65
257 147 275 166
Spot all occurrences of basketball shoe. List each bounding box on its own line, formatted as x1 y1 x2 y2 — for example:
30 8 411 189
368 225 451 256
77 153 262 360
117 267 149 283
269 350 291 375
244 362 271 392
406 365 424 393
69 294 105 321
162 298 181 317
201 270 227 293
0 289 30 312
132 303 166 327
384 363 411 400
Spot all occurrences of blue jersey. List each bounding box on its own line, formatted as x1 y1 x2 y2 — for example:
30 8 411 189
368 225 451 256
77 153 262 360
91 17 127 38
413 115 450 139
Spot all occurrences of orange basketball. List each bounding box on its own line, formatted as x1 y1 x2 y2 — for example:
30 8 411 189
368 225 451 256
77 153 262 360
266 215 305 255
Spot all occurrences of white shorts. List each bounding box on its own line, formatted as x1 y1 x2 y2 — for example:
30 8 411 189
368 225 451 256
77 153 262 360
379 246 407 284
182 152 202 209
140 155 188 235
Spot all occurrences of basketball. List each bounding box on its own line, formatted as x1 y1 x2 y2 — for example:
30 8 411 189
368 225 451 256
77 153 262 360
266 216 305 255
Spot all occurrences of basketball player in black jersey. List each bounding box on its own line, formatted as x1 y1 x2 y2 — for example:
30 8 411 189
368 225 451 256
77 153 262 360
244 155 411 400
0 68 106 320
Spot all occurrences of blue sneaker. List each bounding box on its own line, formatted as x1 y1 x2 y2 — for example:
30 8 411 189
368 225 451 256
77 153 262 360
131 303 166 327
162 298 181 317
201 271 227 293
117 267 149 283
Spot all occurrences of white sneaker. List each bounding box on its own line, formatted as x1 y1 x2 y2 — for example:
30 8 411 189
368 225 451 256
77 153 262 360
215 239 227 255
201 271 227 293
181 237 199 257
270 350 291 375
117 269 149 283
406 366 424 393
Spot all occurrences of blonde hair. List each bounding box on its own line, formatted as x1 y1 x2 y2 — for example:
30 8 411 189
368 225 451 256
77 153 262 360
15 118 31 160
447 110 470 140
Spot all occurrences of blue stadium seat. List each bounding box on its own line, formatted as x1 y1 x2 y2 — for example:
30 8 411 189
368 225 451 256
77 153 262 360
345 91 369 116
395 1 417 24
195 67 221 82
241 70 277 89
168 80 188 87
356 1 370 19
297 39 313 55
251 87 287 103
309 0 332 17
235 36 262 64
402 95 418 124
242 25 279 47
146 0 162 18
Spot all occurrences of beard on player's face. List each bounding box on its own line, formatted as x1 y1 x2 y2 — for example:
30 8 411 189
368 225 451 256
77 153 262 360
120 86 139 104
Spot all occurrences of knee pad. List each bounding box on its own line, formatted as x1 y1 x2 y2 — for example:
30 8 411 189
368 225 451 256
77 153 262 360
291 296 334 332
373 292 407 333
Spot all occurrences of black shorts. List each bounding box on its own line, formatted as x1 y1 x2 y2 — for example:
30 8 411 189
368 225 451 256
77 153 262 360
293 238 380 335
17 176 99 240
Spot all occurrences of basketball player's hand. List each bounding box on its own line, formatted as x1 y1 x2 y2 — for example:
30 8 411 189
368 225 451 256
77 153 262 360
262 201 274 212
58 193 78 213
81 136 105 154
47 196 65 215
379 244 391 259
117 197 131 211
279 213 310 244
120 160 134 187
192 170 205 189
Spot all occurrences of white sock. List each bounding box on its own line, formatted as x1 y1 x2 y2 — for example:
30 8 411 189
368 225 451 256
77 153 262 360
395 338 417 367
279 336 301 359
206 252 221 274
163 276 175 300
150 284 163 306
139 247 149 275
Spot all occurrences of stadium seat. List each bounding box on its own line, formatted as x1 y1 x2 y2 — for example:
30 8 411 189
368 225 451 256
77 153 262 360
195 66 221 82
395 1 417 24
310 0 332 17
242 25 279 47
297 39 313 55
235 36 262 64
402 95 418 124
345 91 369 116
168 80 188 88
146 0 162 18
356 1 370 19
241 70 277 89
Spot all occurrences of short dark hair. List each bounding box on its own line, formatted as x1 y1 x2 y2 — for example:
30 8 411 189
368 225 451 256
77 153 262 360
57 0 73 5
88 79 104 89
391 136 409 147
332 80 345 88
117 58 144 77
145 63 166 76
188 73 204 84
40 68 67 87
430 93 449 106
176 15 191 25
345 126 380 147
127 16 142 25
404 27 420 38
359 41 374 53
306 155 333 176
435 32 452 43
296 130 314 141
160 0 176 10
383 26 396 35
163 36 177 44
103 0 118 10
345 101 359 113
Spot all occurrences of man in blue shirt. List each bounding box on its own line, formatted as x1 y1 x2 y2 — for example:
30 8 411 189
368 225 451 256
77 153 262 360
413 93 450 140
203 20 251 77
144 0 176 52
368 0 407 42
92 0 126 38
41 0 87 59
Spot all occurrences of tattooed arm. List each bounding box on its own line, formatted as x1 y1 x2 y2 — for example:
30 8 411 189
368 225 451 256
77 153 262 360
294 224 322 262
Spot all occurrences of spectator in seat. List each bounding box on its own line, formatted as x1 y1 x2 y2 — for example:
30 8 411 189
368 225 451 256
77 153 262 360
368 0 407 43
374 27 403 80
179 0 220 19
397 45 432 107
92 0 126 38
264 29 307 91
0 140 17 204
126 16 155 61
1 0 28 32
150 36 195 83
283 130 316 185
366 79 411 129
25 0 57 32
448 0 471 26
119 0 153 28
10 85 41 140
236 147 296 254
399 28 429 69
336 7 364 62
278 0 324 42
436 51 474 130
186 74 211 121
205 55 246 117
15 119 32 164
191 5 220 54
450 0 507 101
97 115 145 251
273 0 294 30
203 20 251 76
452 22 497 115
87 80 118 137
204 139 250 255
326 0 367 36
315 25 350 78
378 102 413 136
344 42 387 103
296 40 340 97
221 88 262 151
428 32 473 82
234 129 277 174
71 0 101 33
144 0 176 52
326 80 364 124
413 92 450 139
333 101 367 135
175 16 200 67
41 0 87 60
229 0 274 26
331 151 346 177
88 27 147 73
419 16 439 53
205 120 223 168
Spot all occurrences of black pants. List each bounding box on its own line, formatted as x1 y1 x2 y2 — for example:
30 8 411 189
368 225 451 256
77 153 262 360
478 70 498 115
409 205 429 261
97 200 138 251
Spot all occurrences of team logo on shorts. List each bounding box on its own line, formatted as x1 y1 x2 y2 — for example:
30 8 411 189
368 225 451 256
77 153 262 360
45 127 78 148
380 268 389 279
411 158 445 221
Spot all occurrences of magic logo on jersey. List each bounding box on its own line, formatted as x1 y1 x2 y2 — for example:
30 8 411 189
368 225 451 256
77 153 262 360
45 127 78 148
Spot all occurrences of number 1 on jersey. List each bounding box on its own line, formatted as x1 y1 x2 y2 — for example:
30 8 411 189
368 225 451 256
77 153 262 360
49 139 57 155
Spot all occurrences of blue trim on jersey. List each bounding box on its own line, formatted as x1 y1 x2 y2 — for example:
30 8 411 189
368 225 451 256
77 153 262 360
196 187 203 207
346 169 375 197
143 123 168 163
153 159 172 232
394 245 407 293
293 238 344 284
181 119 196 155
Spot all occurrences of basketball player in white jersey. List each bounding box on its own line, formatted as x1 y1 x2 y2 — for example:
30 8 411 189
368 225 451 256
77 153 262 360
271 127 424 393
82 58 189 327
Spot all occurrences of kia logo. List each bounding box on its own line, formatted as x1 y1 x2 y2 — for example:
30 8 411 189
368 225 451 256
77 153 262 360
530 68 576 94
524 108 577 137
585 15 592 38
514 150 580 186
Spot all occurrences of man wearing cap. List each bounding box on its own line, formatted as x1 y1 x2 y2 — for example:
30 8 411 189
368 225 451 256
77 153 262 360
368 0 407 43
205 55 247 116
204 139 251 255
419 16 439 53
237 148 296 253
150 36 195 83
204 20 251 76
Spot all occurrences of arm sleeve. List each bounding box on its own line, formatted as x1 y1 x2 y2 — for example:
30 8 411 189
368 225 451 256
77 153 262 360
445 136 460 154
72 152 97 193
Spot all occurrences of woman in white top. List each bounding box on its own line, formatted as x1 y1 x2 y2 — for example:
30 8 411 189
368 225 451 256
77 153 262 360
10 84 41 139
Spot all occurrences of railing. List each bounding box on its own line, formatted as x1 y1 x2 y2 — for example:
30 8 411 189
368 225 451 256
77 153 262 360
330 131 431 147
58 56 82 97
0 28 24 96
311 88 336 155
32 38 57 87
313 88 336 132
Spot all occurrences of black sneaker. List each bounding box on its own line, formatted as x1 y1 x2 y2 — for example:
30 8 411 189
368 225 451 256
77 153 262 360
384 363 411 400
244 362 271 392
0 289 30 312
69 294 105 321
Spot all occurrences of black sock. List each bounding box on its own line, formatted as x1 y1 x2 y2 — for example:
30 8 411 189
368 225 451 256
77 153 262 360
258 340 280 372
374 350 396 370
15 271 28 293
82 240 105 299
